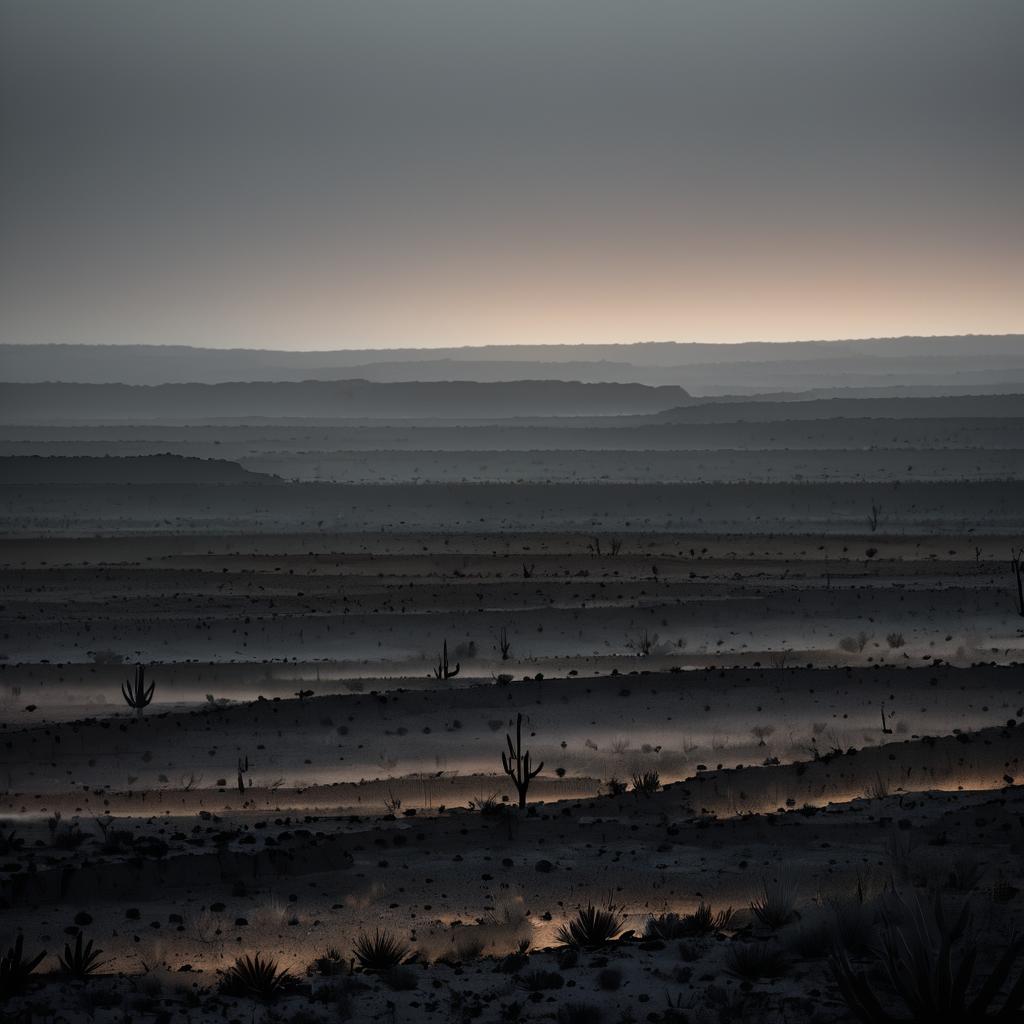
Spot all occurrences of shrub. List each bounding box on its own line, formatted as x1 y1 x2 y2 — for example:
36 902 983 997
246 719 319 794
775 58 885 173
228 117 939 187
726 942 789 979
312 947 346 976
886 632 906 649
1 935 46 998
839 632 870 654
517 969 565 992
556 904 624 951
751 877 798 929
219 953 292 1001
831 895 1024 1022
352 929 410 972
645 903 734 940
557 1003 604 1024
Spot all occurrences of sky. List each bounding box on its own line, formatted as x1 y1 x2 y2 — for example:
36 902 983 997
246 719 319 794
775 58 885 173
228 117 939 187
1 1 1022 350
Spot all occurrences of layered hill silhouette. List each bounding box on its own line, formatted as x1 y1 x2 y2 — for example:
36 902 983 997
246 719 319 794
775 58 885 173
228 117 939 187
0 379 688 422
3 335 1023 392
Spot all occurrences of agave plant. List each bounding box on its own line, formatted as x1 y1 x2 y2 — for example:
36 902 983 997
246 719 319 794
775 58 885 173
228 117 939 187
58 933 105 979
352 929 411 972
555 904 624 951
1 935 46 998
220 952 292 1001
830 894 1024 1022
121 663 155 716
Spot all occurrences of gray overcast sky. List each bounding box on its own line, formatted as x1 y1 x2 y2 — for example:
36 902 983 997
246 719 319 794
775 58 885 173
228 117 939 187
1 1 1022 349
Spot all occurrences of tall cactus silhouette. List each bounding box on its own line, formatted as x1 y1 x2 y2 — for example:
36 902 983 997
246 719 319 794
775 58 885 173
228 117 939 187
121 663 155 716
433 640 460 680
501 712 543 809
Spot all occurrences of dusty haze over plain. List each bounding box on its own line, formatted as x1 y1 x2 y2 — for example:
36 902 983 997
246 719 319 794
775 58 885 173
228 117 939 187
2 0 1022 349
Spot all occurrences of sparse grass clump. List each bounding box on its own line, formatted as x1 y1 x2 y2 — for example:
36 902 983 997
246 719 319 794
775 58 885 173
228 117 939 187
517 968 565 991
645 902 734 939
352 929 410 972
557 1003 604 1024
750 877 798 930
556 904 624 951
726 941 789 979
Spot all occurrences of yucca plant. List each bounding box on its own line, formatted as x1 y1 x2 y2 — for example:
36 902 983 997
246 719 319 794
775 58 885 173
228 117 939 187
352 929 410 972
1 935 46 998
555 904 624 951
830 894 1024 1023
58 933 105 979
219 952 292 1001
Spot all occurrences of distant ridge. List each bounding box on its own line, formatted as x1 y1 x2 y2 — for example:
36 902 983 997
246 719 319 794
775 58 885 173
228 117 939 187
2 335 1021 393
0 379 689 422
0 454 268 484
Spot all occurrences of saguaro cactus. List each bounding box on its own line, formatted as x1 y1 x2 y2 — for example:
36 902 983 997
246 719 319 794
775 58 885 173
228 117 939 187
121 663 155 716
433 641 460 680
501 712 543 809
498 627 511 661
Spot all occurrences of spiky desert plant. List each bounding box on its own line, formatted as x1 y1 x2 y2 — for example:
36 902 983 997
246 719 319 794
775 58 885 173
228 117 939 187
352 929 410 972
433 640 460 680
832 895 1024 1023
630 770 661 796
58 933 105 979
555 903 624 951
501 712 543 809
121 663 155 716
0 935 46 998
220 952 292 1001
751 876 798 929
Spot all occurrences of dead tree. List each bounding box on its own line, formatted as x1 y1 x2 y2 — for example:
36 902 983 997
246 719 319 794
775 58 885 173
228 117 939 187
498 627 511 661
1013 549 1024 618
501 713 543 809
433 640 460 680
121 664 155 716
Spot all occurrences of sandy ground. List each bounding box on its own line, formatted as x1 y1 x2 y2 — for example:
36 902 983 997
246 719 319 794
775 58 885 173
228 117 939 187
2 529 1024 1022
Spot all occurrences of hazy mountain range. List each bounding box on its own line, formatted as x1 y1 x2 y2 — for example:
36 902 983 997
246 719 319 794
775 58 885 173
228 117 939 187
2 335 1022 394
